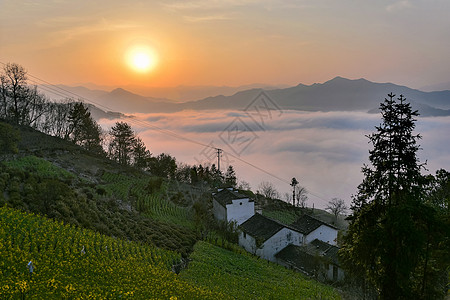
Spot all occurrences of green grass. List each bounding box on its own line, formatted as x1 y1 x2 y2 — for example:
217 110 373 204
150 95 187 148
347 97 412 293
0 206 224 299
180 241 342 299
262 209 299 225
2 155 75 181
100 172 193 228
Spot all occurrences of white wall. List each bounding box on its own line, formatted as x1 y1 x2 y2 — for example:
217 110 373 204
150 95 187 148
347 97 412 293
256 228 304 262
239 231 257 254
212 199 227 222
226 198 254 225
305 225 338 245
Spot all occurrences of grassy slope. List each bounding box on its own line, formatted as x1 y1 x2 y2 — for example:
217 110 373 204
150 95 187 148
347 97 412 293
0 206 224 299
1 123 343 298
1 124 201 255
181 241 342 300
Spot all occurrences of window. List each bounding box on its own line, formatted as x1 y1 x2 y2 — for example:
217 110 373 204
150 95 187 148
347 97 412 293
239 202 242 205
286 232 292 242
243 232 246 238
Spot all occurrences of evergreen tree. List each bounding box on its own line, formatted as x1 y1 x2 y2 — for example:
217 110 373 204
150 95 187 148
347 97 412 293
69 102 104 154
340 94 438 299
224 165 237 187
149 153 177 179
108 122 136 165
132 137 152 170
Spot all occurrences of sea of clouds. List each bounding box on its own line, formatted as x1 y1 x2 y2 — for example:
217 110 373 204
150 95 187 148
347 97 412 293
99 109 450 210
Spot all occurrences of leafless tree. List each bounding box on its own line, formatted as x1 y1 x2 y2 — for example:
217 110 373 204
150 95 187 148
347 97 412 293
237 180 251 191
283 192 291 203
326 198 347 221
296 185 308 208
0 63 47 126
258 181 279 199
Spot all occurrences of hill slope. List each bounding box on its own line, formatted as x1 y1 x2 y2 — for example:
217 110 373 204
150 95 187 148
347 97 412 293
0 206 342 299
0 206 224 299
1 124 200 256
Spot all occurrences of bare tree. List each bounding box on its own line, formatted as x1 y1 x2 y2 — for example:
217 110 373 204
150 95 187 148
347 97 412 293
237 180 251 191
284 192 291 203
326 198 347 221
296 185 308 208
0 63 47 126
258 181 279 199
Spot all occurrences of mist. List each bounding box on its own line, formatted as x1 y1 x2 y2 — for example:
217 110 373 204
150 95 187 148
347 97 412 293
99 110 450 209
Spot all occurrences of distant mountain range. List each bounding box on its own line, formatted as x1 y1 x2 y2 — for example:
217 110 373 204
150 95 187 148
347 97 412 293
39 77 450 117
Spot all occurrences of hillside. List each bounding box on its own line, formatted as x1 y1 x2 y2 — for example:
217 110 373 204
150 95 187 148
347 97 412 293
0 206 223 299
1 124 202 256
0 206 342 299
0 122 346 298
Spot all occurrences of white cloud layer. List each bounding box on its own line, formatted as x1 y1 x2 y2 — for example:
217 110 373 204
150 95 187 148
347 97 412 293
99 110 450 209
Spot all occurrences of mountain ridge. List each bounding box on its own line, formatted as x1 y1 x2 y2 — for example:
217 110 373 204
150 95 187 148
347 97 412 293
40 77 450 117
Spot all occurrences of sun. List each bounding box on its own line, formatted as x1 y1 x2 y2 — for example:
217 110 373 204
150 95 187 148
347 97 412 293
125 45 158 73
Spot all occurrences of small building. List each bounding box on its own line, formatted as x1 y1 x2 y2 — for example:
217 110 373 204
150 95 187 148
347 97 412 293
290 214 338 245
239 214 303 262
212 188 254 225
275 239 345 282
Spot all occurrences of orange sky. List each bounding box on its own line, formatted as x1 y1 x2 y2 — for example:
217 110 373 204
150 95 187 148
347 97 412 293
1 0 449 89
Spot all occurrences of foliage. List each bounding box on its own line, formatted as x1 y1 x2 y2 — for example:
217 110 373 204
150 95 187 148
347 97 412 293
0 206 225 299
68 102 104 154
100 171 193 228
180 241 342 300
132 136 152 169
340 94 447 299
0 121 20 154
108 121 136 165
3 155 75 181
224 165 237 187
0 157 198 256
149 153 177 179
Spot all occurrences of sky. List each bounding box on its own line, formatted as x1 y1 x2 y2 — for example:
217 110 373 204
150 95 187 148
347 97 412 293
1 0 449 209
1 0 450 89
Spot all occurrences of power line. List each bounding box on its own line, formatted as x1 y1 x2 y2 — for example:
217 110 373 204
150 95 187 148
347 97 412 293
0 61 332 205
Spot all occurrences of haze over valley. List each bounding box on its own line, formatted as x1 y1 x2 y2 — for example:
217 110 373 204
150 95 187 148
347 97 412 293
38 77 450 209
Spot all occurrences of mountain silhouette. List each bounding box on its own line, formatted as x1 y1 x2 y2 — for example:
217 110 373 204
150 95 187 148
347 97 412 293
41 77 450 116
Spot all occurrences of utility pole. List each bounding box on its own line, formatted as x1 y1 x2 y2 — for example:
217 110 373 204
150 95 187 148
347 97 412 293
291 177 299 206
216 148 223 172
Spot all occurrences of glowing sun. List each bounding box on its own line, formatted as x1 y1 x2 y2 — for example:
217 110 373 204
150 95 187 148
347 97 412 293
125 45 158 73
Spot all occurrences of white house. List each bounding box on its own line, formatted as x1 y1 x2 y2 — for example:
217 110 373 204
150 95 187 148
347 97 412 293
239 214 304 262
289 214 338 246
212 188 254 225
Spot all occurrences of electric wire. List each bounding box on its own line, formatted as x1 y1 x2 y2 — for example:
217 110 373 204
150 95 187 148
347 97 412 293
0 61 332 205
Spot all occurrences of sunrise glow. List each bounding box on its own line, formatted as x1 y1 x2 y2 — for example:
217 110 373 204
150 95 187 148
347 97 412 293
125 45 158 73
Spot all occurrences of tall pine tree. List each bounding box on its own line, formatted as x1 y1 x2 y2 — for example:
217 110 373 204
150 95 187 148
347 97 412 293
340 94 437 299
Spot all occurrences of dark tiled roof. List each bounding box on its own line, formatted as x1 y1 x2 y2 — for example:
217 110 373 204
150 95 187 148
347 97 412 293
213 188 248 207
275 239 340 267
309 239 340 265
275 244 317 272
240 213 284 243
290 214 337 235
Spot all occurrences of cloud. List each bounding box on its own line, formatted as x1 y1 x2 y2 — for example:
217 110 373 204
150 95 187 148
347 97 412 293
162 0 258 11
386 0 413 13
98 109 450 209
183 14 236 22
